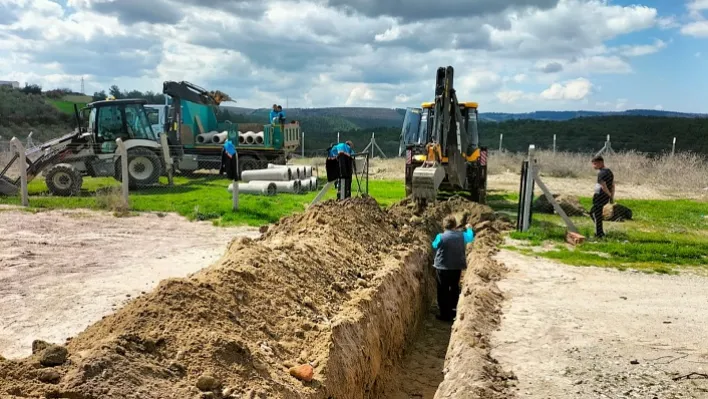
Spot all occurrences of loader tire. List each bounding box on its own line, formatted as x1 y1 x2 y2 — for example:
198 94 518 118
115 148 163 188
46 163 83 196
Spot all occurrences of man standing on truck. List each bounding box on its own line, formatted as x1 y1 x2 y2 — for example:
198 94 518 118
334 140 354 199
432 216 474 322
277 105 286 124
590 155 614 239
269 104 278 124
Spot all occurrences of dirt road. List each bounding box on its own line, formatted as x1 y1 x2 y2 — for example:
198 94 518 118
492 250 708 398
0 207 258 359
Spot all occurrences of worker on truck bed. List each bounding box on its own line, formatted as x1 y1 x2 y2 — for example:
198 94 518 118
269 104 278 124
334 140 354 199
590 155 614 239
277 105 286 123
432 216 474 322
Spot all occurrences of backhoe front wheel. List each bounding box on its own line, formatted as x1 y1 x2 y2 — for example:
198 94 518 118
46 164 83 196
115 148 163 188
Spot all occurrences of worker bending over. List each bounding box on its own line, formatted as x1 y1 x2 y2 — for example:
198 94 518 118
432 216 474 321
334 140 355 199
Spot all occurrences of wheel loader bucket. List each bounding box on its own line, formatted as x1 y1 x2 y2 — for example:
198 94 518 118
411 165 446 201
0 176 18 196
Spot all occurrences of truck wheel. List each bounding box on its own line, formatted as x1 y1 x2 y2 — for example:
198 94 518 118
116 148 163 188
238 156 259 179
46 163 83 196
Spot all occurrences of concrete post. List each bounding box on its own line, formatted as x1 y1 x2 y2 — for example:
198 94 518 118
672 137 676 157
115 138 129 208
10 137 28 207
520 144 536 232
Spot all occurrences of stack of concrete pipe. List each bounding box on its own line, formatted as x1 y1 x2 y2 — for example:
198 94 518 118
229 164 318 195
237 131 265 146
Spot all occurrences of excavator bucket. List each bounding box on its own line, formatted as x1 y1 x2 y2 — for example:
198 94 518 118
0 176 18 196
411 165 446 201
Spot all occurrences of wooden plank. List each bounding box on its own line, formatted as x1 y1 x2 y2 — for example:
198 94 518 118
533 171 579 233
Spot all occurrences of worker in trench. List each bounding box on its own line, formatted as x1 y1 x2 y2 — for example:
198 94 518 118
334 140 355 199
431 216 475 322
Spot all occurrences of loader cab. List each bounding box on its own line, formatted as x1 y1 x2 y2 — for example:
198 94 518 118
84 99 159 153
399 101 479 156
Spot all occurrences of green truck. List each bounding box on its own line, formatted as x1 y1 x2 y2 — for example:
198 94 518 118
156 81 300 175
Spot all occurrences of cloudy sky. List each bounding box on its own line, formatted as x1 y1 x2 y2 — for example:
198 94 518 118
0 0 706 112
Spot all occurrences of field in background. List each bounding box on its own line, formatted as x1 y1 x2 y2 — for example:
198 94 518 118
293 150 708 199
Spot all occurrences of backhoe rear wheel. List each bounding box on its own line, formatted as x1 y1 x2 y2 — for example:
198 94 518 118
115 148 163 189
46 163 83 196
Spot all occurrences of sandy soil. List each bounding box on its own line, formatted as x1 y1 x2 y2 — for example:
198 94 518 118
492 249 708 398
0 207 259 359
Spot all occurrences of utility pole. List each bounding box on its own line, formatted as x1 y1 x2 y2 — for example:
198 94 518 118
80 76 85 95
301 131 305 157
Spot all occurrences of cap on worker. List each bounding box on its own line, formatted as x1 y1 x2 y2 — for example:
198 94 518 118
346 140 353 148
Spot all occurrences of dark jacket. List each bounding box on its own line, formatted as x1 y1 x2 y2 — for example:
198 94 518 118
432 228 475 270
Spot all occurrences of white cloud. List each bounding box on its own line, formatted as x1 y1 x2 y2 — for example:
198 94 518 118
540 78 593 101
682 21 708 37
0 0 677 110
682 0 708 37
618 39 667 56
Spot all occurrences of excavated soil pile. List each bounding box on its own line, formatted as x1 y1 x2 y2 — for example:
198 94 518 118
0 196 506 399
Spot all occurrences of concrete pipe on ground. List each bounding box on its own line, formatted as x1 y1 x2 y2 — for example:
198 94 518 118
296 179 309 193
212 132 227 144
309 176 318 191
267 163 288 169
273 180 298 193
241 168 292 182
227 181 277 196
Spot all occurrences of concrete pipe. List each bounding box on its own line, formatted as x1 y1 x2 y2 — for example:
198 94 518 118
198 132 217 144
297 179 311 192
212 132 227 144
267 163 288 169
303 166 313 178
273 180 298 193
238 134 246 144
254 132 264 145
238 181 277 196
241 167 292 182
244 133 256 145
309 176 318 191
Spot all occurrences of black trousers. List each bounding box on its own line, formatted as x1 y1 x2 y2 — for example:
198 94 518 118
337 154 353 199
590 194 609 237
436 269 462 320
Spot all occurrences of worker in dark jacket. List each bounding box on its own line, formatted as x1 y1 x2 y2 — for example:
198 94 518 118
432 216 475 321
334 140 354 199
219 138 238 180
590 155 614 238
325 142 339 186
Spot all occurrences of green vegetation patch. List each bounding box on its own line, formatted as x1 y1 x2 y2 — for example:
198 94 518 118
492 191 708 273
0 177 406 227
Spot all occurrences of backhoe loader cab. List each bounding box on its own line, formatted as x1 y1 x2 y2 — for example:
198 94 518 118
399 66 488 205
0 99 165 197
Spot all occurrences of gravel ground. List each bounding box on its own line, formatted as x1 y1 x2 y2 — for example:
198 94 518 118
0 207 258 359
492 250 708 398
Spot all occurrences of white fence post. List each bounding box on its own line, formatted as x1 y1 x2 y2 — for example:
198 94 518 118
499 133 503 152
553 134 556 154
160 133 174 185
232 153 239 211
10 137 28 207
115 138 129 208
301 131 305 158
671 137 676 157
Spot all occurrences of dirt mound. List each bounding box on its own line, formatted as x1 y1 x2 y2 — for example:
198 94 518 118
603 203 633 221
0 196 507 399
533 193 586 217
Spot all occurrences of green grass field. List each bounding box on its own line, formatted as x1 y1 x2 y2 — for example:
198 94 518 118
488 191 708 273
47 99 87 114
0 176 406 227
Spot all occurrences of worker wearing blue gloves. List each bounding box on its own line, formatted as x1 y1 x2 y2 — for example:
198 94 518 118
431 216 474 321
